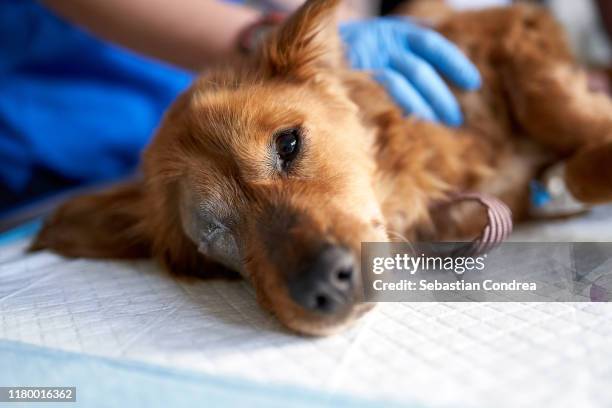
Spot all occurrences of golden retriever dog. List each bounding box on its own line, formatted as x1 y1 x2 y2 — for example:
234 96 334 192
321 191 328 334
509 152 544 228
31 0 612 335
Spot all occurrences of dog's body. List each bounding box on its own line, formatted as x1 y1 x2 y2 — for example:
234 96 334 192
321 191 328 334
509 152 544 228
363 1 612 239
32 0 612 335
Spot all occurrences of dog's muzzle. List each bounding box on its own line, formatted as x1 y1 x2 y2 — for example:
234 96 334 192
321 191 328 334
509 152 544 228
287 245 357 314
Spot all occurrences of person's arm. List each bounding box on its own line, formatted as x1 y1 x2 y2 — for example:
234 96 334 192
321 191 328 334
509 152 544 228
42 0 262 71
42 0 369 71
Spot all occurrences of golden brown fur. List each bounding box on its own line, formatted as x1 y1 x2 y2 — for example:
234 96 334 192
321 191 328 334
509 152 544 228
31 0 612 335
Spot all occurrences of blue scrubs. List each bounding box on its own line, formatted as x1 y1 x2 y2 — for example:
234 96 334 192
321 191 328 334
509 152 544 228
0 1 194 209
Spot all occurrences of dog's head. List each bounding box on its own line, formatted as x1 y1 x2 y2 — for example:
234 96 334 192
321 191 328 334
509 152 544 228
32 0 391 335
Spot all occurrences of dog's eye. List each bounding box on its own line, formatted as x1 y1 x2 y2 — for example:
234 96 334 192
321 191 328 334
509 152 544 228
275 127 301 169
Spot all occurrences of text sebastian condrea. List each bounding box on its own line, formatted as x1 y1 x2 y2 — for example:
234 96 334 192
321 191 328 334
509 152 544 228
373 280 537 291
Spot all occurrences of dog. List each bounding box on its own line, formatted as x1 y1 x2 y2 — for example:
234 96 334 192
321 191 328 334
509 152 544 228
31 0 612 335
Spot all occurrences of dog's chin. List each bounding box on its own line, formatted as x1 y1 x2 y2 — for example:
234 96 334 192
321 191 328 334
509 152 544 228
278 303 376 337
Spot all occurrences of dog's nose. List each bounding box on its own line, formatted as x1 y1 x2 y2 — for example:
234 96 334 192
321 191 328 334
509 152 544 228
288 246 356 314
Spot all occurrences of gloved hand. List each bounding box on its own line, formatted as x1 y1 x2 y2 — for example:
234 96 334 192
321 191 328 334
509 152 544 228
340 18 481 127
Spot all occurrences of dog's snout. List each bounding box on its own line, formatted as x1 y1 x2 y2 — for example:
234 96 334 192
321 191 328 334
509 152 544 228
288 246 356 314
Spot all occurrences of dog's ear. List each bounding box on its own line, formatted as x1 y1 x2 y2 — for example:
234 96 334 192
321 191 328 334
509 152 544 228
30 182 151 259
260 0 344 80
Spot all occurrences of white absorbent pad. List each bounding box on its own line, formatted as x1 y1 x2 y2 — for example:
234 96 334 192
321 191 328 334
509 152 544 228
2 206 612 408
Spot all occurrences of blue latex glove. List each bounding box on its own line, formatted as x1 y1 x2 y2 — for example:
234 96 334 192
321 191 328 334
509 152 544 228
340 18 482 127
